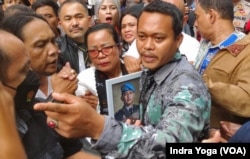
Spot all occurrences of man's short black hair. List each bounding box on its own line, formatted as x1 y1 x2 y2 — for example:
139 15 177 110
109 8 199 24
32 0 59 17
197 0 234 21
138 0 183 38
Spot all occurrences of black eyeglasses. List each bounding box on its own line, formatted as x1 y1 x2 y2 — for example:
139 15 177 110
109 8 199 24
87 43 119 58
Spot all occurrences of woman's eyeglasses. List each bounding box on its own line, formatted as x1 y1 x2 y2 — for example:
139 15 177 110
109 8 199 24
87 43 119 58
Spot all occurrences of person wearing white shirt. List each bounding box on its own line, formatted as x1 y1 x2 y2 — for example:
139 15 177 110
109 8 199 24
123 0 200 73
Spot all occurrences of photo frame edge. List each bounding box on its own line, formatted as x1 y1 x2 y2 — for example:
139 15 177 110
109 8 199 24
106 71 142 118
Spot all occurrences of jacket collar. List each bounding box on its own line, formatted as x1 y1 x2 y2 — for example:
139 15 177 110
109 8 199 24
226 34 250 56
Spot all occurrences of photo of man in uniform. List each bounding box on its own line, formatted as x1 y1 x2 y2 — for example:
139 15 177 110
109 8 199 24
115 82 139 122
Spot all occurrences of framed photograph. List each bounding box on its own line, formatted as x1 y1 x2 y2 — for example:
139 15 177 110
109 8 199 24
106 71 142 122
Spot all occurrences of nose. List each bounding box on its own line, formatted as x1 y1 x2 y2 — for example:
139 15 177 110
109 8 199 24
48 42 59 56
97 51 106 59
72 18 79 26
124 26 130 32
106 8 111 13
144 38 154 50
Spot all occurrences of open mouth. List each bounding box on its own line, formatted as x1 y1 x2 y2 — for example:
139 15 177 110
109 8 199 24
106 17 112 24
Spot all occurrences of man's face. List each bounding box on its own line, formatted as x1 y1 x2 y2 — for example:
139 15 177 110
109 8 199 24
0 31 30 96
194 3 212 40
59 3 90 43
35 5 59 36
2 0 25 11
22 18 59 76
121 90 135 106
136 12 183 71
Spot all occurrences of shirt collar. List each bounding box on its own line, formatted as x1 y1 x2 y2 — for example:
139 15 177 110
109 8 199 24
147 52 182 85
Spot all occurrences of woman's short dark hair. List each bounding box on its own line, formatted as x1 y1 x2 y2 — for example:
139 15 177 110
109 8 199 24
119 7 140 31
84 23 121 49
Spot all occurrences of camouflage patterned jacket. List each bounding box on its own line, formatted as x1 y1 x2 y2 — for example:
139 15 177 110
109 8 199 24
93 52 211 159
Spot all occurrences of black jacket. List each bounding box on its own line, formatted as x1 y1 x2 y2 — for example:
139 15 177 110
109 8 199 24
57 35 89 74
16 107 82 159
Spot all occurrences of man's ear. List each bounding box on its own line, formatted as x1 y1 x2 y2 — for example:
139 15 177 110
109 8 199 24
208 8 217 24
176 33 184 49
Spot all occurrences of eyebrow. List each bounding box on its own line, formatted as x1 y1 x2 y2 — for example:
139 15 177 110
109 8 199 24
89 42 115 48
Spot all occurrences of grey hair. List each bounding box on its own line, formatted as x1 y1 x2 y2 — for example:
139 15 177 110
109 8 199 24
94 0 121 22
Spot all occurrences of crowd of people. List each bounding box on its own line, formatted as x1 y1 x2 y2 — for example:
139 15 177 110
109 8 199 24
1 0 250 158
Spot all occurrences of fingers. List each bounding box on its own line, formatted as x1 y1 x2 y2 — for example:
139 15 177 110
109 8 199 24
68 69 77 80
202 130 221 143
134 120 141 126
51 92 73 103
125 119 131 124
46 116 72 138
47 117 59 129
51 74 78 94
125 119 141 126
84 90 92 96
34 93 74 113
65 62 72 68
58 63 77 80
34 102 67 113
81 95 98 110
124 56 142 73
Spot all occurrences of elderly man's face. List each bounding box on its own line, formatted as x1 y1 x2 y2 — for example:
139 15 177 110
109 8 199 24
21 18 59 76
194 2 213 41
0 30 30 97
59 2 90 43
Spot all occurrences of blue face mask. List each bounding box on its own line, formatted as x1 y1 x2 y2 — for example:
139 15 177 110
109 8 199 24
3 70 40 109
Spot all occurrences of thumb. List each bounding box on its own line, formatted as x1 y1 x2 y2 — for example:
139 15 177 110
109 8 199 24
64 62 72 69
